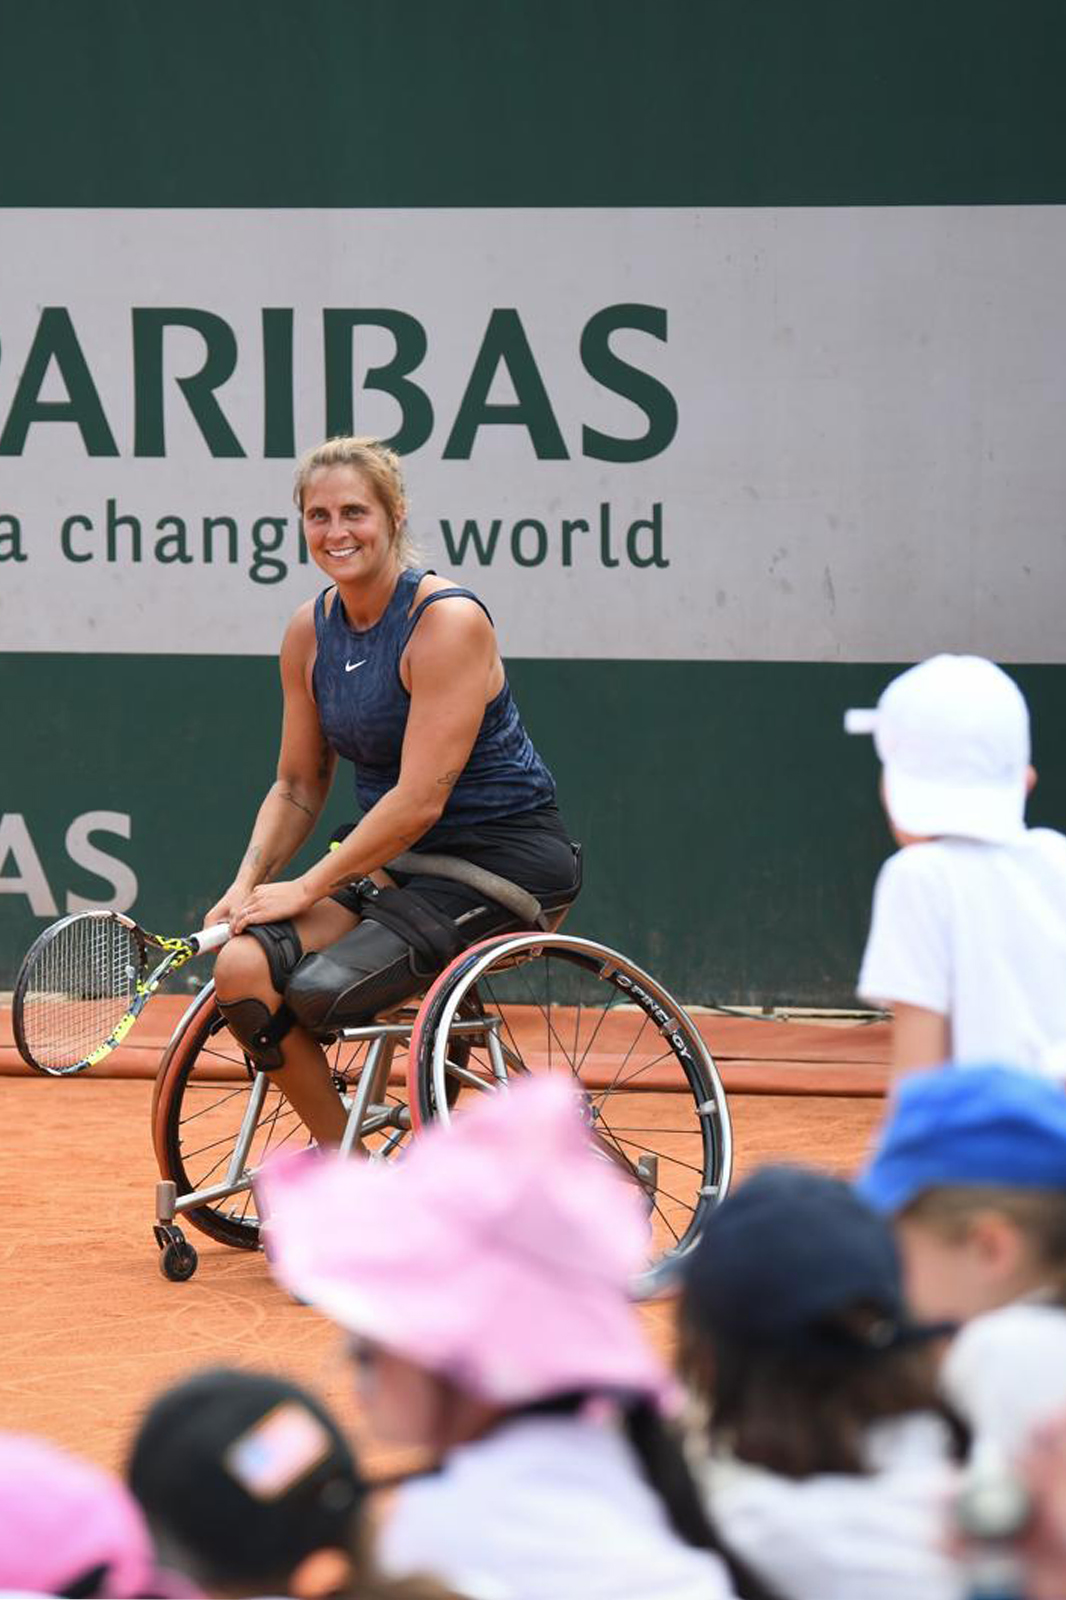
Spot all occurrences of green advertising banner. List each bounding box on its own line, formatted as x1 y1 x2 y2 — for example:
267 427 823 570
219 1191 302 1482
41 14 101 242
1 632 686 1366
2 1 1065 1001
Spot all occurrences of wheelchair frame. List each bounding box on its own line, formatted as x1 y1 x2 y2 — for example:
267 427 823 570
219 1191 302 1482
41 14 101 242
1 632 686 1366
151 929 734 1295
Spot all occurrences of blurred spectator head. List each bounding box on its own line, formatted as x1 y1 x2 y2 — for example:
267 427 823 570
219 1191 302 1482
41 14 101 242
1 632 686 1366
0 1431 159 1598
859 1064 1066 1321
844 654 1032 844
678 1164 952 1476
127 1367 363 1598
258 1076 667 1450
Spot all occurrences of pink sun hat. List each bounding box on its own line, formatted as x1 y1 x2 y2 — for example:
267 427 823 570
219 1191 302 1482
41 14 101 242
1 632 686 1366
257 1077 668 1406
0 1432 165 1598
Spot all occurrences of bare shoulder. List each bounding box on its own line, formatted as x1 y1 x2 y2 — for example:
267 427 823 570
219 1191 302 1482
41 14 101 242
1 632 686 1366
281 597 317 650
410 571 487 608
403 587 497 700
279 598 319 686
412 572 453 599
405 571 490 639
409 589 495 653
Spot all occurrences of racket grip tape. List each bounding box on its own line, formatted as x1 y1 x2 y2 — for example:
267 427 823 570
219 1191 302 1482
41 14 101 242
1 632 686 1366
191 922 232 954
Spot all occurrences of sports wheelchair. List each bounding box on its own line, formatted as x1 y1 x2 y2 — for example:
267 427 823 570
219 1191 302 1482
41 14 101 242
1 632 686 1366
151 865 733 1298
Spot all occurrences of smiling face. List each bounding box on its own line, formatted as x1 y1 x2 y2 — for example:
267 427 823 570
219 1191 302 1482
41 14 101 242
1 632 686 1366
301 464 400 587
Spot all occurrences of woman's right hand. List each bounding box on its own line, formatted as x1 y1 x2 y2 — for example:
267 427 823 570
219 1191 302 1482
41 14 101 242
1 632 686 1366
204 885 249 928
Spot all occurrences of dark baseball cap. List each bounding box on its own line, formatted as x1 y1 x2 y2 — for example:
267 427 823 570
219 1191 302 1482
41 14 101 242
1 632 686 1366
681 1164 948 1351
127 1367 365 1590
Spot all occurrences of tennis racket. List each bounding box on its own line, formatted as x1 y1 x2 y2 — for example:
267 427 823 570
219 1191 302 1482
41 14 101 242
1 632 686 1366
12 910 231 1076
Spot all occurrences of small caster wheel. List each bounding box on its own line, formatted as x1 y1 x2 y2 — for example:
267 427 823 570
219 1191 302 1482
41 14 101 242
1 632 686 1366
159 1238 198 1282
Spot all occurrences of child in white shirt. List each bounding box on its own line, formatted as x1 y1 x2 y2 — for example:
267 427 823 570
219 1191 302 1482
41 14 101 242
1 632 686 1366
859 1063 1066 1464
846 654 1066 1079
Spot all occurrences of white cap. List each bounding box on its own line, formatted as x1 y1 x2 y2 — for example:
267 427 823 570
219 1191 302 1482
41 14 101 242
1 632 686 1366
844 655 1030 844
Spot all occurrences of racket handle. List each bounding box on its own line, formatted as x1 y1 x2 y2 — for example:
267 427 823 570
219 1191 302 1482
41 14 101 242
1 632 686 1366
191 922 232 954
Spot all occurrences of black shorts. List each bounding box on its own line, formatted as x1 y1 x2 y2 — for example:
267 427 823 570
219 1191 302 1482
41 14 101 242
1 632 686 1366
331 804 582 941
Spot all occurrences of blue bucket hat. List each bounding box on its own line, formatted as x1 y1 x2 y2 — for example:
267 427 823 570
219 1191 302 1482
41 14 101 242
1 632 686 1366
858 1064 1066 1215
680 1164 932 1351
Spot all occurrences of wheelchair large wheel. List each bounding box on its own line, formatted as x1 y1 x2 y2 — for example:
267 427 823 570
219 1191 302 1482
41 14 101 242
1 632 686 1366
407 933 732 1296
152 982 414 1251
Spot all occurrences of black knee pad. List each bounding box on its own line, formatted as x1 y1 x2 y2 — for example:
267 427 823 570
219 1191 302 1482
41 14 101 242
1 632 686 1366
242 919 304 994
217 995 296 1070
285 921 422 1034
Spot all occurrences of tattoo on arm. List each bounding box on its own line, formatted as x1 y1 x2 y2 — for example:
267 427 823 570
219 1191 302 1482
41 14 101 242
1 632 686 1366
325 821 420 892
242 843 278 883
279 789 314 819
436 770 461 789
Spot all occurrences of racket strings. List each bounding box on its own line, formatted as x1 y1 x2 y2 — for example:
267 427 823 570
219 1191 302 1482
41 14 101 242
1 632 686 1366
21 916 143 1070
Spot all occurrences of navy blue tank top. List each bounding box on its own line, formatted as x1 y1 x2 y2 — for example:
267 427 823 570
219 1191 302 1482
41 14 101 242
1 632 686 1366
312 568 556 843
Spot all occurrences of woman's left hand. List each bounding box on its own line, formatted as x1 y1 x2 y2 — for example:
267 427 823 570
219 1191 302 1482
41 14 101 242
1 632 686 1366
231 878 316 933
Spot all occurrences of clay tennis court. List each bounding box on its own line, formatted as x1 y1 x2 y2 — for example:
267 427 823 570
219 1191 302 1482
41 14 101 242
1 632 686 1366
0 997 888 1477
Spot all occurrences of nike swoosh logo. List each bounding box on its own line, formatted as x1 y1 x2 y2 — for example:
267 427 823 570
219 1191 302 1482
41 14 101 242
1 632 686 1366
345 659 366 673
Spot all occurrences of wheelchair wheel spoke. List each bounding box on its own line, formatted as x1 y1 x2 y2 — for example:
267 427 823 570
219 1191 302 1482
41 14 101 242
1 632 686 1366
601 1128 710 1181
178 1085 249 1125
587 1006 660 1093
257 1108 306 1165
197 1042 247 1065
505 961 592 1081
179 1128 250 1164
592 1042 684 1102
178 1141 235 1189
586 1116 637 1174
478 973 539 1068
445 1058 500 1093
159 990 414 1261
574 994 629 1080
648 1197 683 1247
605 1123 712 1141
417 934 731 1295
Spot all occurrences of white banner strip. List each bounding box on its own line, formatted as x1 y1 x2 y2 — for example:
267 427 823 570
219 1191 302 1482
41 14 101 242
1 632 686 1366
0 207 1064 660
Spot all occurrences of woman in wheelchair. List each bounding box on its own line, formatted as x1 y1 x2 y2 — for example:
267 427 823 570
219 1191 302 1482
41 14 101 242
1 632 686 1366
206 436 580 1145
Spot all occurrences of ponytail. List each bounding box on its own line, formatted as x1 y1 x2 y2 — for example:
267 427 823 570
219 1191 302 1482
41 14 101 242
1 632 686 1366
621 1398 785 1600
482 1389 786 1600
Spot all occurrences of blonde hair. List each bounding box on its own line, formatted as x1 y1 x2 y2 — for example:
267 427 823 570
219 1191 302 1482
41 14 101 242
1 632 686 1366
903 1185 1066 1299
294 437 420 568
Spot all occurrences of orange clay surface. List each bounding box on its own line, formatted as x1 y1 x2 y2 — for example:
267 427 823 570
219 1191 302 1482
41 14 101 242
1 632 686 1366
2 994 892 1095
0 1000 888 1477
